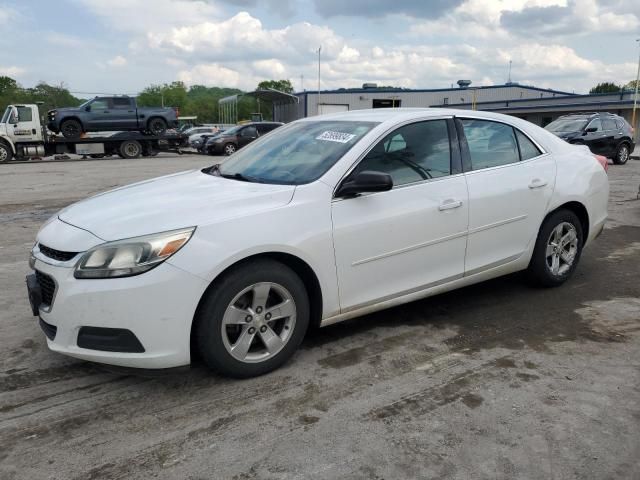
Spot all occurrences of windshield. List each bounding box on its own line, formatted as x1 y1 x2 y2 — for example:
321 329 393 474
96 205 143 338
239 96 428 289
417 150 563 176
219 125 242 136
545 117 589 133
218 120 378 185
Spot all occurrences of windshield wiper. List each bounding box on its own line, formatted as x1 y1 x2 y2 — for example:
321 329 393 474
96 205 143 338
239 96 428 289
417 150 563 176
220 172 257 182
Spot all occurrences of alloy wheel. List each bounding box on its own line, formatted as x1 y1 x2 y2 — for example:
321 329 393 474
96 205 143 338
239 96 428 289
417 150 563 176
220 282 296 363
224 144 236 155
617 144 629 164
545 222 578 276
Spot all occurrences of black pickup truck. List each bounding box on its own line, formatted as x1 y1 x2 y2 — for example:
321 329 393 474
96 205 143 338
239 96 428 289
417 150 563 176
47 96 179 139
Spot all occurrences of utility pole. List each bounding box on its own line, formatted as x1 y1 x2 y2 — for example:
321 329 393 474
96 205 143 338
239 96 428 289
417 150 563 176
317 46 322 115
632 39 640 142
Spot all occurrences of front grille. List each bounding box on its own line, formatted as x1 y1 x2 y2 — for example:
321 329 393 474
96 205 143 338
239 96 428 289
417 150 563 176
35 270 56 307
38 244 78 262
39 317 57 340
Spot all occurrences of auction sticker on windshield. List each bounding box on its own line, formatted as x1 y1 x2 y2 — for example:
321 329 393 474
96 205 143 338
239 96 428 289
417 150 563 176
316 131 357 143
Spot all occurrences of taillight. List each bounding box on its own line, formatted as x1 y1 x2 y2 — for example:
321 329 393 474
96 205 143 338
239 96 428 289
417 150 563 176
594 154 608 173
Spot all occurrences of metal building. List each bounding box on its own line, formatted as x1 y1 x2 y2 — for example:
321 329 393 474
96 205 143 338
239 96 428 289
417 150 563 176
266 81 639 141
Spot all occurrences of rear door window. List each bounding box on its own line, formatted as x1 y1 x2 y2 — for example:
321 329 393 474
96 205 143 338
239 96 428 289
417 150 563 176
602 118 616 131
515 130 542 160
112 98 131 109
461 119 520 170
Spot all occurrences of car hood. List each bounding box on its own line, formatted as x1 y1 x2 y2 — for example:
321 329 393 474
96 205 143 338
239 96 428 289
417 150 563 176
58 169 296 241
50 107 82 113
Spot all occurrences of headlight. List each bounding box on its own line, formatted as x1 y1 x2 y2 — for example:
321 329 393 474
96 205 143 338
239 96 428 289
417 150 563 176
74 227 195 279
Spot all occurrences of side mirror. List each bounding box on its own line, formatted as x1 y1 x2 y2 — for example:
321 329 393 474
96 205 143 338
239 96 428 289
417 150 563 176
335 170 393 198
85 106 91 112
585 126 597 133
9 107 18 124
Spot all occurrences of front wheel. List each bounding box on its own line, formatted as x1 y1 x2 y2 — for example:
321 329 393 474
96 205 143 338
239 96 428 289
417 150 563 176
527 209 583 287
60 119 82 139
223 143 236 156
613 143 630 165
195 260 309 378
0 142 12 162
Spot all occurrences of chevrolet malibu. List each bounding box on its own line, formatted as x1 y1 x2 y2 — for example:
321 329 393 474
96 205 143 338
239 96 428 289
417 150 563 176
27 109 609 378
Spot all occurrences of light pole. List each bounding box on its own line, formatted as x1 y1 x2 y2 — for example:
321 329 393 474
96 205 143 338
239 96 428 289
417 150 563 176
317 46 322 115
632 38 640 141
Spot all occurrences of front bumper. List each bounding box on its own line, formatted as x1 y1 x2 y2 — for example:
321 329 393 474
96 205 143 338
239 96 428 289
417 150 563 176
30 257 209 369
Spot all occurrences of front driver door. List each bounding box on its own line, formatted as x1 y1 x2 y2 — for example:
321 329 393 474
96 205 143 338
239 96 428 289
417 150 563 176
331 118 469 312
85 97 111 130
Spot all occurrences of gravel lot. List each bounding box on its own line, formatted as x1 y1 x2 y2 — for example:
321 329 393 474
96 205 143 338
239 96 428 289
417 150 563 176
1 154 639 480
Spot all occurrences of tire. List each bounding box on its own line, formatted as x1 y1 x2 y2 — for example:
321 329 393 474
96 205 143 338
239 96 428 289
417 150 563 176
195 259 310 378
223 143 237 156
148 118 167 136
526 209 583 287
0 142 12 162
119 140 142 159
613 142 630 165
60 119 82 139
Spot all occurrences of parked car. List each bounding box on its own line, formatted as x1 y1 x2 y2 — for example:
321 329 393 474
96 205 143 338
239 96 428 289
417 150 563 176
188 128 220 148
47 96 179 139
205 122 282 155
545 112 634 165
195 132 223 153
27 109 608 378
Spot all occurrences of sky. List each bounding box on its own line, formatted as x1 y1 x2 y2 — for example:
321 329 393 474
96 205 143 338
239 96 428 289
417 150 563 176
1 0 639 96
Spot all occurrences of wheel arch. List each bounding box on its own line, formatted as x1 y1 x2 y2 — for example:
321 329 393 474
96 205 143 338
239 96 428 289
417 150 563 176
147 116 167 127
189 251 324 356
0 135 15 154
59 116 84 129
543 201 589 242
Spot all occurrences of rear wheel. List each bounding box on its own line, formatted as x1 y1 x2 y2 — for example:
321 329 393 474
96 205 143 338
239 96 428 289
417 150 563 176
527 209 583 287
119 140 142 159
148 118 167 136
613 142 630 165
195 260 309 378
60 119 82 139
0 142 12 162
223 143 236 156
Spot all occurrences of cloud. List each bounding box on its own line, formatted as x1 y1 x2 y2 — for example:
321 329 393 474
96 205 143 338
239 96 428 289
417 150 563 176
177 63 243 88
107 55 128 67
46 32 84 48
500 0 640 36
313 0 464 18
0 65 26 77
74 0 219 31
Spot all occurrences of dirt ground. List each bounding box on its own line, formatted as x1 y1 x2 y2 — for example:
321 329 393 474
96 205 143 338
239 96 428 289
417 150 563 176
1 154 639 480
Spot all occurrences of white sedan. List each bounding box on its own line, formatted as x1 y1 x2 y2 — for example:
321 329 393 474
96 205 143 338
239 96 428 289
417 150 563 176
27 109 608 377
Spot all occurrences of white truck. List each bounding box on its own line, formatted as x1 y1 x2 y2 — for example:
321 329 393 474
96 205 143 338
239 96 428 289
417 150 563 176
0 103 187 163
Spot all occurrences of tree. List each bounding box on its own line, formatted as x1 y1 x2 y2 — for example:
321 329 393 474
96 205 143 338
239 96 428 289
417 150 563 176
624 80 640 91
257 79 294 94
589 82 622 94
0 76 18 95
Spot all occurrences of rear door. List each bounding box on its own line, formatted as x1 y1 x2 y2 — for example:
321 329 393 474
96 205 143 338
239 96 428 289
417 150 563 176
110 97 137 129
459 118 556 275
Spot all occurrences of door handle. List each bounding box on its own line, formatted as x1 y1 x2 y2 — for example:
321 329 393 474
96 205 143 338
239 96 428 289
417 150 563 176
528 178 548 189
438 199 463 211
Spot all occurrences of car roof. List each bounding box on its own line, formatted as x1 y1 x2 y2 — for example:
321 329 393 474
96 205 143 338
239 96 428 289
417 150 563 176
298 107 531 124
